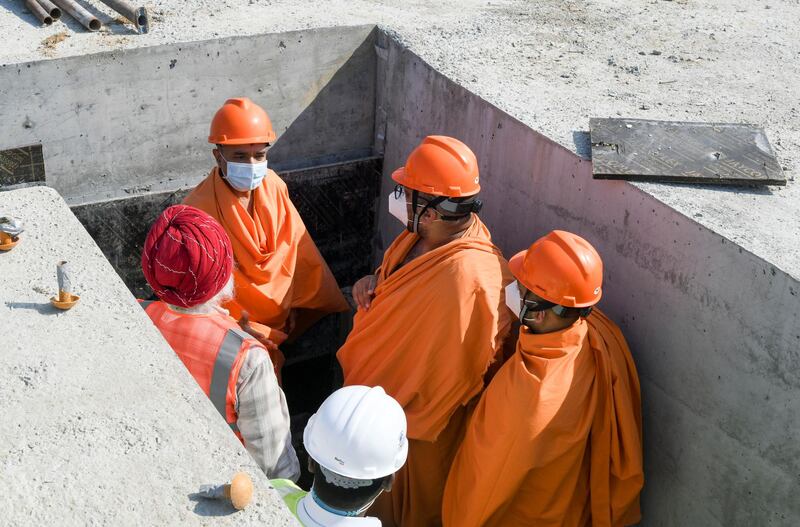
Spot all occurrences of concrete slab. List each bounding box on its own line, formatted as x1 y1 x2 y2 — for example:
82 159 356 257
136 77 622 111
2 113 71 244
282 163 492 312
0 186 297 525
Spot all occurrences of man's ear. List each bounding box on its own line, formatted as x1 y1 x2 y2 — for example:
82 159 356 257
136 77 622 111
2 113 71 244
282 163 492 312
381 474 395 492
419 207 438 224
524 309 546 324
212 148 223 164
308 458 317 474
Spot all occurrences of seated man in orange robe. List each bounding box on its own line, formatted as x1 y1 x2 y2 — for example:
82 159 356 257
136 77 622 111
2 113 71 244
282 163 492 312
337 136 514 527
184 97 348 346
443 230 644 527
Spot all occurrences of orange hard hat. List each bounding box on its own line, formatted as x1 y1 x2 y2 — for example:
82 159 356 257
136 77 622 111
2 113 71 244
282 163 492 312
208 97 276 145
509 230 603 308
392 136 480 197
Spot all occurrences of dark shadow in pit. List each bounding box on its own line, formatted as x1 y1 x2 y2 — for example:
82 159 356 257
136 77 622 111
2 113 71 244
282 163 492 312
265 30 382 485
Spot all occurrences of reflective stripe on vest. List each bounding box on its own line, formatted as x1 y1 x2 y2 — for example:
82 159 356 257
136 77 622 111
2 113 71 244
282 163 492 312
209 328 251 434
140 300 254 438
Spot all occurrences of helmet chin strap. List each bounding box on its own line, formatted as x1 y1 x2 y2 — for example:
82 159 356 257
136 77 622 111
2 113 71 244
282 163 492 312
409 189 430 233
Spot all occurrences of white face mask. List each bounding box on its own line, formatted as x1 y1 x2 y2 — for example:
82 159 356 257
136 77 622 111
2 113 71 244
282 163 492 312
505 281 522 316
388 188 409 226
221 155 268 191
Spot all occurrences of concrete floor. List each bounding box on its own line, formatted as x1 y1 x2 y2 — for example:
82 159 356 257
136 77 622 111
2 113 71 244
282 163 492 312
0 186 298 525
0 0 798 280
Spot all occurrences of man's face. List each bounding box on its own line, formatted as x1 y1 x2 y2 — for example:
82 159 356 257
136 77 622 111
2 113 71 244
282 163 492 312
405 189 439 237
519 284 548 330
213 143 269 173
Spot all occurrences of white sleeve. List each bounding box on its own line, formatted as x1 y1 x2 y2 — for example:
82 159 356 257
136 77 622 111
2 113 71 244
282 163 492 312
235 346 300 481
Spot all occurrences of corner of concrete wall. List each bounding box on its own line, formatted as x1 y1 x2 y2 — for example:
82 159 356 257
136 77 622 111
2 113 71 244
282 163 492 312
377 35 800 526
0 25 378 205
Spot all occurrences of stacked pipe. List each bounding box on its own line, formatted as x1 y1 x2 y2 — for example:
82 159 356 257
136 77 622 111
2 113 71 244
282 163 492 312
99 0 149 34
25 0 61 26
27 0 150 34
51 0 100 31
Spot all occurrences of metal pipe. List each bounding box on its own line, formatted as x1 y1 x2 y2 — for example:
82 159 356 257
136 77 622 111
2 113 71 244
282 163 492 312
25 0 53 25
51 0 101 31
97 0 149 34
36 0 62 20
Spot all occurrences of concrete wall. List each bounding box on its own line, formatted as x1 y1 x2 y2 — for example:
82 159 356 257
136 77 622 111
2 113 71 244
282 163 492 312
0 187 298 525
0 25 377 204
376 31 800 526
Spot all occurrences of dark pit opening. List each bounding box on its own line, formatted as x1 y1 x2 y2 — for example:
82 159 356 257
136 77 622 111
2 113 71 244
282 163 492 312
72 156 382 481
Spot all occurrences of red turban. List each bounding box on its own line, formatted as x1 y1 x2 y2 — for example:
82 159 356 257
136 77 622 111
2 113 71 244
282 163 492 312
141 205 233 308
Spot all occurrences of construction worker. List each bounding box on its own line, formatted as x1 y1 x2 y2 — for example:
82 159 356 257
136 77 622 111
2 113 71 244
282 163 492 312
183 97 349 346
272 385 408 525
140 205 300 481
442 230 644 527
337 136 514 527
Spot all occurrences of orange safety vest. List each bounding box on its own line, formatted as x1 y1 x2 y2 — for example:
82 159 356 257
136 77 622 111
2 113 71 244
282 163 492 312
140 300 259 441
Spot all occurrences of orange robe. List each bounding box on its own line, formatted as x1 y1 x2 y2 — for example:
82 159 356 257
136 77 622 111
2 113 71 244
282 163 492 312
442 310 644 527
337 216 513 527
183 168 348 337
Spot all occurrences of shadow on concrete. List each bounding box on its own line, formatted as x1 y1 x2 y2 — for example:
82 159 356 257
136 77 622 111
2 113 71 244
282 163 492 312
74 0 139 35
4 301 60 314
0 0 139 34
187 492 238 517
0 0 46 28
269 26 378 172
643 180 777 195
572 130 592 160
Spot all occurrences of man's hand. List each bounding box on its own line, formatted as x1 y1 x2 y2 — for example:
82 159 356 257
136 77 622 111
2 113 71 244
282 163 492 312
238 311 279 352
352 274 378 310
284 308 298 336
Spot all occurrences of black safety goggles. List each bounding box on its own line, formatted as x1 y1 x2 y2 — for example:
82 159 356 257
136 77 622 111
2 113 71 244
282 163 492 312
520 291 593 323
394 185 482 232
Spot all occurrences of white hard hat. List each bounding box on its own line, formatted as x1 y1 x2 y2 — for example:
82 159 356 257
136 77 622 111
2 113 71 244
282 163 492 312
304 385 408 480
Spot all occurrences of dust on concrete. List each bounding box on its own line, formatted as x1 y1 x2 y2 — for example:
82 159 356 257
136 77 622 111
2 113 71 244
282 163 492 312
38 31 69 56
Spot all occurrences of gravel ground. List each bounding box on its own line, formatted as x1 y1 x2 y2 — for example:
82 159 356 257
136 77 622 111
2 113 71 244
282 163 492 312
1 0 799 276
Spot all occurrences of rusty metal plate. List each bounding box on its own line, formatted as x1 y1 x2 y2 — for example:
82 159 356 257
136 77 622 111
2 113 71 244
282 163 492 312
590 118 785 186
0 144 45 188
